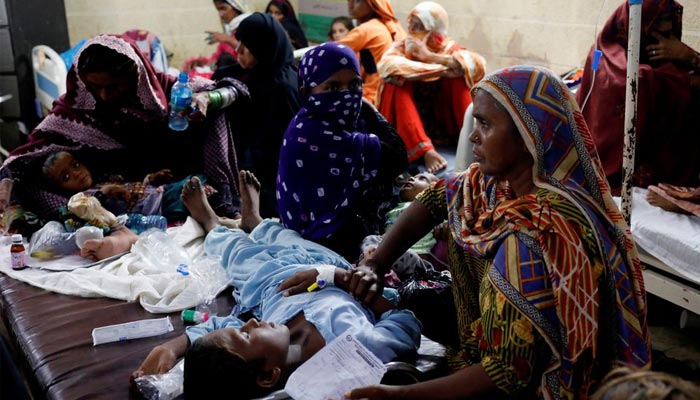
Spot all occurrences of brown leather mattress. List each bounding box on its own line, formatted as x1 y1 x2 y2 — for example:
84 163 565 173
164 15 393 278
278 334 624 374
0 274 234 400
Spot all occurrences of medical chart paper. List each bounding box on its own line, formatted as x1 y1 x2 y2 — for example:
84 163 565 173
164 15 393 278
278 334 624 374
284 333 387 400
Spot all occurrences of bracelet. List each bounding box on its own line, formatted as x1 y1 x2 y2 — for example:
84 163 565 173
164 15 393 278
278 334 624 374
207 87 238 110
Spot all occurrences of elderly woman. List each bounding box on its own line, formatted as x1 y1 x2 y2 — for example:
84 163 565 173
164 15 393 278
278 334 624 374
577 0 700 191
337 0 406 104
377 1 486 173
344 65 650 399
0 35 246 220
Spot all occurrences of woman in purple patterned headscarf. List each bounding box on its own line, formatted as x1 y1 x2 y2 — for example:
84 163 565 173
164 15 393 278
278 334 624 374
277 42 406 261
0 34 247 220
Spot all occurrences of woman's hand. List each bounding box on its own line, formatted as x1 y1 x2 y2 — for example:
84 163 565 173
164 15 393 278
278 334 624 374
188 92 210 121
647 31 694 64
132 345 178 378
279 269 318 296
405 37 434 63
346 265 383 306
205 31 230 45
344 384 404 399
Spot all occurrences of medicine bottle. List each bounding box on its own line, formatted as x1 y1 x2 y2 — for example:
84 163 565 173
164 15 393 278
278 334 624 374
10 234 26 270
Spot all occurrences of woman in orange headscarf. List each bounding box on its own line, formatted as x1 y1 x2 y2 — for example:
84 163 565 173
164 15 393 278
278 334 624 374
337 0 406 104
377 2 486 173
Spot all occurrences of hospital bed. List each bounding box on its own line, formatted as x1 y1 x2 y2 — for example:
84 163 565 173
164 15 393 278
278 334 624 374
0 220 448 399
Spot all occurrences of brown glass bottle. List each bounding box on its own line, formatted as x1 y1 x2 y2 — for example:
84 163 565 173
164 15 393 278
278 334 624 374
10 234 25 270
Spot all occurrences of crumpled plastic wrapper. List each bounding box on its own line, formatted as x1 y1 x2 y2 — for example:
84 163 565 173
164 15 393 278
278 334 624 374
67 193 118 228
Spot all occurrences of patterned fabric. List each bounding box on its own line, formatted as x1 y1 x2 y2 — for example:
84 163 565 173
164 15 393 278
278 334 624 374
442 66 649 398
0 35 241 219
277 42 382 243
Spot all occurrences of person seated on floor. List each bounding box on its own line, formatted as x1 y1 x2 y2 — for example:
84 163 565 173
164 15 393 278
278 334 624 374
337 0 406 105
341 65 650 399
362 172 440 281
577 0 700 192
329 16 354 42
216 12 302 218
591 365 700 400
0 34 248 222
277 42 406 262
40 150 226 222
377 1 486 173
131 170 421 399
265 0 309 50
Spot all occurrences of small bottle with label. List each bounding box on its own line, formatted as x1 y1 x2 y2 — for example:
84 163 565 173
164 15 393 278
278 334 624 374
10 234 26 270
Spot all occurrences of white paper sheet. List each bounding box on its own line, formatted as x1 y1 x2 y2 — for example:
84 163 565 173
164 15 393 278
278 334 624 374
284 333 387 400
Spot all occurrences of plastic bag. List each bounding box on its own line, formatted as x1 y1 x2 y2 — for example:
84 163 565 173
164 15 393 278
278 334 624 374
27 221 79 260
131 229 192 272
398 270 458 347
133 359 184 400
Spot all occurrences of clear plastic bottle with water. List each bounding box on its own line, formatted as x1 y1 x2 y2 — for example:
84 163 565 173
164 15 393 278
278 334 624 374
132 229 192 272
168 72 192 131
125 213 167 234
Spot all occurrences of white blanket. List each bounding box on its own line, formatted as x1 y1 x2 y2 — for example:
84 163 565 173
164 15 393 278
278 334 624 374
0 218 230 314
616 188 700 285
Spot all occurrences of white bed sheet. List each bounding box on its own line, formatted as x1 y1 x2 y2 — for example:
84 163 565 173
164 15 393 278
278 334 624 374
0 217 230 313
616 188 700 285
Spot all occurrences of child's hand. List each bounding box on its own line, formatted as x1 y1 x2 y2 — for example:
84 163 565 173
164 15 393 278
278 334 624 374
146 169 174 187
132 345 178 378
279 269 319 297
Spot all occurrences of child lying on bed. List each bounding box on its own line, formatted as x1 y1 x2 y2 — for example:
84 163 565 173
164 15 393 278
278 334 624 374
42 150 216 218
131 171 421 399
362 172 440 281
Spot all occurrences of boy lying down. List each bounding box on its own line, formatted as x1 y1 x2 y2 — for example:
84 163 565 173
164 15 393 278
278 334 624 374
131 171 421 399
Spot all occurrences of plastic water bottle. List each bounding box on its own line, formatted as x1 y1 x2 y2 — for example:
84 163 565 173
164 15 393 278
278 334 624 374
132 229 192 272
168 72 192 131
126 214 167 234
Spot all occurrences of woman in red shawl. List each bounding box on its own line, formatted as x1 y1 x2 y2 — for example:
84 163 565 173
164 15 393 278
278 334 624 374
0 35 248 220
577 0 700 192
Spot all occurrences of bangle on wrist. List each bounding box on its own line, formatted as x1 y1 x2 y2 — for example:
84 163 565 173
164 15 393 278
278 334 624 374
207 87 238 110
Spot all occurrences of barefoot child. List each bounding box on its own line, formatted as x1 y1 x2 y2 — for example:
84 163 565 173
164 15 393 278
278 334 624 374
133 170 421 399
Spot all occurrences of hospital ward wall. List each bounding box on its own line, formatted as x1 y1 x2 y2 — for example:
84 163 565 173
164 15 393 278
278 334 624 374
64 0 700 75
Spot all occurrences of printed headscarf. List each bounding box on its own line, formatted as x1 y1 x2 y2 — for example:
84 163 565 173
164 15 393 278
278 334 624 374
277 42 381 241
445 65 650 398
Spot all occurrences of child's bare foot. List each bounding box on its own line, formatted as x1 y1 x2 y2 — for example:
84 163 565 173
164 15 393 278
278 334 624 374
657 183 700 202
647 186 689 214
81 228 138 260
181 176 219 233
238 170 263 232
423 149 448 173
